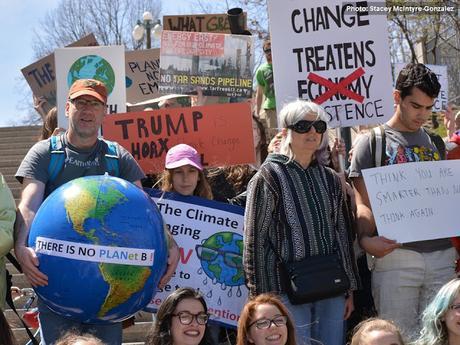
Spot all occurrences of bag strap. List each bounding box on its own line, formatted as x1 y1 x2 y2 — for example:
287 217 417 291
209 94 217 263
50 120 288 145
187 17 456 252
422 128 446 160
5 254 39 345
370 125 385 167
102 139 120 177
48 134 66 183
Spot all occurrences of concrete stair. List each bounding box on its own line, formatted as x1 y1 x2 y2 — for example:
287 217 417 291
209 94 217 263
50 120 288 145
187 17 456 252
1 125 149 344
0 126 40 202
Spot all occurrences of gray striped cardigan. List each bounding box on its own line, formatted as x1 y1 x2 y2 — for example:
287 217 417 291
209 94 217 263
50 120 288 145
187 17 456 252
243 153 359 297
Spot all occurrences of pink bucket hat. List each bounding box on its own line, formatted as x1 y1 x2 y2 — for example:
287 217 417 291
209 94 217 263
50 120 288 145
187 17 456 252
165 144 203 171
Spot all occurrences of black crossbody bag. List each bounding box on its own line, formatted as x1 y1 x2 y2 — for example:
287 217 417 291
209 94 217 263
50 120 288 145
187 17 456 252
271 242 350 305
279 252 350 305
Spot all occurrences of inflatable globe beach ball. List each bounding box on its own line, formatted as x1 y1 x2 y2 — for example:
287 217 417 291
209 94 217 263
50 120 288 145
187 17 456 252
28 175 167 323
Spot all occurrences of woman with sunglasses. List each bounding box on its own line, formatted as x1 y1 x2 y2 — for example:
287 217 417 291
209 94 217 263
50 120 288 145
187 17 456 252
244 99 358 345
146 287 210 345
237 294 296 345
414 278 460 345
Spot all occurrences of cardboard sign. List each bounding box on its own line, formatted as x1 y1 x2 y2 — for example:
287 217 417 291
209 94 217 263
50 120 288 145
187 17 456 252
21 34 98 115
362 160 460 243
267 0 394 128
163 13 247 33
55 46 127 128
394 63 448 111
144 189 248 328
102 102 255 173
125 49 161 104
159 30 254 98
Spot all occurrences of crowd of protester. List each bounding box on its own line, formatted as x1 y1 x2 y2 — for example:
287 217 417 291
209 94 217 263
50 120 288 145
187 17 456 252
1 30 460 345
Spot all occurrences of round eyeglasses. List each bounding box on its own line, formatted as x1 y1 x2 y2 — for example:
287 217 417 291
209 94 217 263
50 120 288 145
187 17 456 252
172 311 209 325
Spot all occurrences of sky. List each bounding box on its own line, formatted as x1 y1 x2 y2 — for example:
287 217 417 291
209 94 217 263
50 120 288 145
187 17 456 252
0 0 227 127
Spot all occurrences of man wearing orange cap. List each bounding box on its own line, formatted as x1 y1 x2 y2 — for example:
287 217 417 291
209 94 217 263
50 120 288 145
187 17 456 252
14 79 179 344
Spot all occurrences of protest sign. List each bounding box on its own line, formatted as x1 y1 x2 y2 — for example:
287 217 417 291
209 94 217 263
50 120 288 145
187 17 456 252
144 189 248 328
125 49 160 104
362 160 460 243
266 0 394 128
55 45 126 128
21 34 98 115
102 102 255 173
159 30 254 98
394 63 448 111
163 13 246 33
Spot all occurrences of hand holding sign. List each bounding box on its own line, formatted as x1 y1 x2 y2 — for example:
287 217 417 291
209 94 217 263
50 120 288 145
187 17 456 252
360 235 401 258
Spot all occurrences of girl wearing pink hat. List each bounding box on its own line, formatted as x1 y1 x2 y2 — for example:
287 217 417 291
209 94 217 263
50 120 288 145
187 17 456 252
160 144 213 199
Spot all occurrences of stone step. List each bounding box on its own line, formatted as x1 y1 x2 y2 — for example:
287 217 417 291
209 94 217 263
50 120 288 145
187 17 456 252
0 141 37 150
12 273 30 290
12 327 41 345
0 126 41 135
0 125 41 133
1 166 20 176
0 159 22 169
3 173 17 184
2 147 31 157
5 308 38 329
6 262 21 275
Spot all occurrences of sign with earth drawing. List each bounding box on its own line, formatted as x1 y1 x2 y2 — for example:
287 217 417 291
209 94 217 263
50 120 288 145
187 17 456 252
21 34 99 116
144 189 248 328
55 45 126 128
267 0 394 128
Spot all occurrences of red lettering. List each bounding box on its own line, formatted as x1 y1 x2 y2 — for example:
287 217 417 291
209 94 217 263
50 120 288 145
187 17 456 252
179 247 193 264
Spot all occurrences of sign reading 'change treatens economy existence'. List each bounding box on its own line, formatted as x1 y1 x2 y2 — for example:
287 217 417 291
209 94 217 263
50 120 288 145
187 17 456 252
362 160 460 243
102 102 255 173
267 0 393 128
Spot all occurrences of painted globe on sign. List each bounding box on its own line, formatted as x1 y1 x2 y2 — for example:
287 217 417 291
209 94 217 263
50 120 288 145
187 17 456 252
28 175 167 323
198 231 244 288
67 55 116 95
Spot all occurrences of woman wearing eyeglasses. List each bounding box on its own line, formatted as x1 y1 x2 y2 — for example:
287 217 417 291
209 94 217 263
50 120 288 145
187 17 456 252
244 99 358 345
414 278 460 345
237 294 296 345
146 287 210 345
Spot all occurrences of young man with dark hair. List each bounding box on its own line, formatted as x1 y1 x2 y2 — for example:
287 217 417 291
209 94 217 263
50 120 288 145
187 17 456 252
349 63 453 339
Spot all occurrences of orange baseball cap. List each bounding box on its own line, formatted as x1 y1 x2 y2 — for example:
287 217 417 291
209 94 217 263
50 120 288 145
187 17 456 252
68 79 108 104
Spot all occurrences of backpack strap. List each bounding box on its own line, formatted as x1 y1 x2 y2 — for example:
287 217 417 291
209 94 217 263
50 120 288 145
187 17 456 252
423 128 446 160
48 134 66 183
102 139 120 177
369 125 386 167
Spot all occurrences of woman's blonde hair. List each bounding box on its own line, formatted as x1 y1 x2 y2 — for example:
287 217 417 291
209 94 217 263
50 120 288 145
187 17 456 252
351 318 404 345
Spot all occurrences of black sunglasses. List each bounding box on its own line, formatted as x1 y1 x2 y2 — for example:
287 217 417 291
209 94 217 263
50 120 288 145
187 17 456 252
263 48 271 54
287 120 327 134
